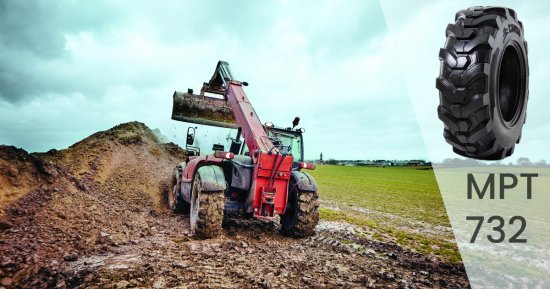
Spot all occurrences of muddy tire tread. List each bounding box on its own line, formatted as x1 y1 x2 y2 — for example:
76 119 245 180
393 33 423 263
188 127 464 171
281 188 319 238
195 190 224 238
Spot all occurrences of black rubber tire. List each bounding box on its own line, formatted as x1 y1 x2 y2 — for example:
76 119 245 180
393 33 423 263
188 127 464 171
168 168 188 213
280 179 319 238
189 175 224 238
436 6 529 160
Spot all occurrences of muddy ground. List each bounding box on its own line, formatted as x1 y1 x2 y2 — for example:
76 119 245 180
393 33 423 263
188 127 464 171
0 122 469 288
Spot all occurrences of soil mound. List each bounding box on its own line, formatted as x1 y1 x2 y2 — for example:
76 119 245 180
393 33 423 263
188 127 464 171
0 146 60 209
0 122 185 287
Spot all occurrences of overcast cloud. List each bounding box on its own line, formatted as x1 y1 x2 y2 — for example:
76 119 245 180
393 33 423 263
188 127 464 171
1 0 547 161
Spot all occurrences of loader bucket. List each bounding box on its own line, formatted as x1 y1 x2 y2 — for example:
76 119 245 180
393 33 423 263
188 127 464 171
171 91 238 129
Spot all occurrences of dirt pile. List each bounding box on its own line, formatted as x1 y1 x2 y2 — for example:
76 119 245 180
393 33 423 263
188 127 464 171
0 146 60 208
0 122 185 288
0 121 469 288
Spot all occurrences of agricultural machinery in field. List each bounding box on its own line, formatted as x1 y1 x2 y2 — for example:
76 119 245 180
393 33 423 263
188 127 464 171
168 61 319 238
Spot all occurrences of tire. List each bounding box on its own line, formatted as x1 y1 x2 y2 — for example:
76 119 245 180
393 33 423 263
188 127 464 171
189 174 224 238
436 6 529 160
280 179 319 238
168 168 188 213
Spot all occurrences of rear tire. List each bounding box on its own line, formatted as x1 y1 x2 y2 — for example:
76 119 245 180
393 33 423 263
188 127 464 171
280 180 319 238
169 169 188 213
436 6 528 160
189 175 224 238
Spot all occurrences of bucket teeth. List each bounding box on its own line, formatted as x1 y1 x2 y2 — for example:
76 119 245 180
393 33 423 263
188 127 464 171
171 91 238 128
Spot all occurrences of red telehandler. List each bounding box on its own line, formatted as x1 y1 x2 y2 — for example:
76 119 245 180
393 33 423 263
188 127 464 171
169 61 319 238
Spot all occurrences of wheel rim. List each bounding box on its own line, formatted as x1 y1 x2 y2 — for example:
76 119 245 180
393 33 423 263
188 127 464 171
498 44 524 124
190 177 200 234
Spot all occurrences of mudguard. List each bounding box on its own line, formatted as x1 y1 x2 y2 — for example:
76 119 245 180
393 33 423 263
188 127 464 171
197 165 227 192
291 171 318 192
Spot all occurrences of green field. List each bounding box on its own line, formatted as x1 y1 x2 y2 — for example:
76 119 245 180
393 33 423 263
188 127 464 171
308 165 460 262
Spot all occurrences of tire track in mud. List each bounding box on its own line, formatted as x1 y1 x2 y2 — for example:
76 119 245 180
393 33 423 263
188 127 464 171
61 214 469 288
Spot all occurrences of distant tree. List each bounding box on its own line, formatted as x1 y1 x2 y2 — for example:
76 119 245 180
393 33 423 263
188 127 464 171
326 159 338 165
535 159 548 167
516 157 532 166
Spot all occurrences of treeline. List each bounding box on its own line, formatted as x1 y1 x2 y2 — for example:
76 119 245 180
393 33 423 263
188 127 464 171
437 157 549 167
320 159 431 167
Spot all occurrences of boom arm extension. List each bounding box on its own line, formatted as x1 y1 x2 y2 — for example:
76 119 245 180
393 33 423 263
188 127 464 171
202 61 277 160
205 61 294 217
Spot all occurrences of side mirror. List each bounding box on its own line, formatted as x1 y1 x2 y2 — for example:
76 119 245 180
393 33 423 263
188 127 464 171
186 127 196 146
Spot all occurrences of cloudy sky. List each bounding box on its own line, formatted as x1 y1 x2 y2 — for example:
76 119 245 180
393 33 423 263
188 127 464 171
0 0 548 162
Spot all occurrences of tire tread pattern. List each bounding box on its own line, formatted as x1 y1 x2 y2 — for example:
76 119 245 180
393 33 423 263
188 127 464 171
195 190 224 238
437 6 523 160
281 188 319 238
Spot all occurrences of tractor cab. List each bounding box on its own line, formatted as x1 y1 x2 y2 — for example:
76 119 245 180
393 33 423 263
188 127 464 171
240 120 305 169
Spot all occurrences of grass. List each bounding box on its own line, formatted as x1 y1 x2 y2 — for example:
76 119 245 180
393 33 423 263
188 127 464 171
308 165 461 262
309 165 448 226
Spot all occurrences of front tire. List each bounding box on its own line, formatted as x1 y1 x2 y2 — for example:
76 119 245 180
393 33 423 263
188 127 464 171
280 180 319 238
189 175 224 238
436 6 529 160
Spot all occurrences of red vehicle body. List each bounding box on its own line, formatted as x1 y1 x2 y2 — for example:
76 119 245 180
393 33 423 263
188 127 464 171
169 61 319 238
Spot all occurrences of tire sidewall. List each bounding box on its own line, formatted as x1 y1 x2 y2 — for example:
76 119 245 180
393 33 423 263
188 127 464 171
489 12 528 148
189 175 201 234
281 179 299 232
169 168 178 210
169 185 177 210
